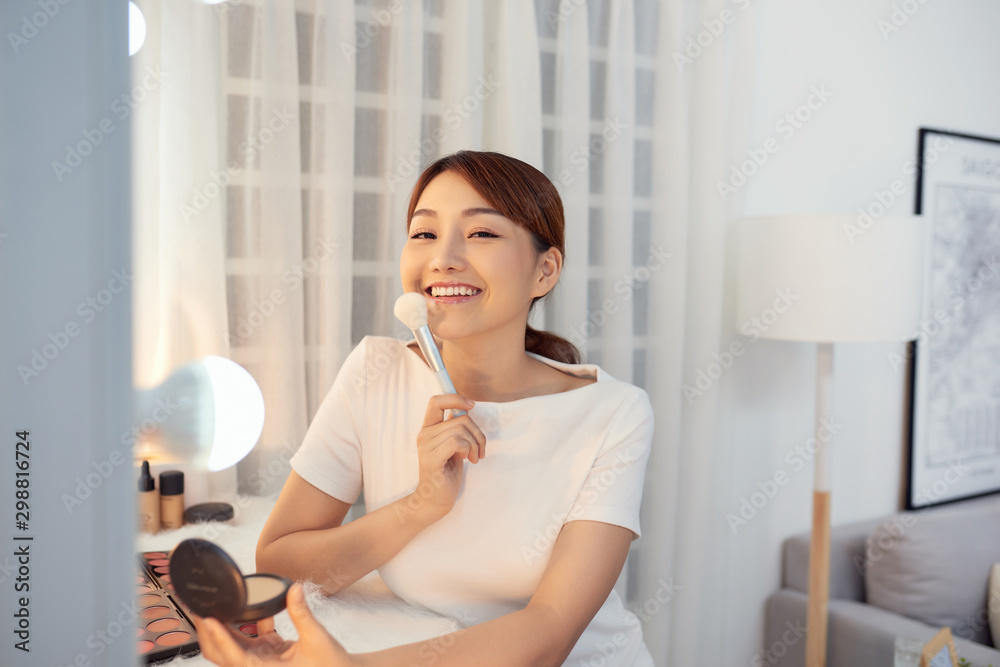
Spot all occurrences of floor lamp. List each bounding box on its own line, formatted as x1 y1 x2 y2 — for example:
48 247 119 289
736 215 927 667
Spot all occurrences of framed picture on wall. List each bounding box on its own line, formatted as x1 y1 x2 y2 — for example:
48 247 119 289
907 127 1000 509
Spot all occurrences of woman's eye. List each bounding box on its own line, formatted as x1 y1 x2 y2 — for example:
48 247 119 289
409 231 436 240
471 231 498 238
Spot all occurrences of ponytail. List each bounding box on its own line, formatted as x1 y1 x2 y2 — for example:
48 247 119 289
525 325 581 365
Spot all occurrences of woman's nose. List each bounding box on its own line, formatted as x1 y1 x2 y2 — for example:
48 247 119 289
428 232 466 272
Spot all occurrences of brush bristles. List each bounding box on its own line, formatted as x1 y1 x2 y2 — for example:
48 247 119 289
394 292 428 329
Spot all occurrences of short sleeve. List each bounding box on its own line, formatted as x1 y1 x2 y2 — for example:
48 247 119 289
565 388 653 540
289 337 369 504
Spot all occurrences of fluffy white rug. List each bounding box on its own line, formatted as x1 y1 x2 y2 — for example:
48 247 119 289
136 494 461 665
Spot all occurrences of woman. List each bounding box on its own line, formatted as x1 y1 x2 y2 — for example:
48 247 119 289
197 151 655 666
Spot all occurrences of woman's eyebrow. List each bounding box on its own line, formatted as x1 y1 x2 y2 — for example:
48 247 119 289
462 207 504 217
410 207 505 218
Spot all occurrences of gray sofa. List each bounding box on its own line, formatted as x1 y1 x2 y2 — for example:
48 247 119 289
764 493 1000 667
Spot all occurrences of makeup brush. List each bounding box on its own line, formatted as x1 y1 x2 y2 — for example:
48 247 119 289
394 292 466 417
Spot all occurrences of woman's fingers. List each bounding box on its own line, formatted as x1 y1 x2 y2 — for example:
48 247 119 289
422 393 475 427
426 425 483 464
256 615 275 636
199 617 253 666
285 583 324 637
285 582 354 662
419 399 487 464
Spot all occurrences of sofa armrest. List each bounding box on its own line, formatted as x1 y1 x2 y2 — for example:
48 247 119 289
764 589 1000 667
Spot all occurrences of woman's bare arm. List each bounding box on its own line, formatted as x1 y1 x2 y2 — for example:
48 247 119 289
255 471 444 594
351 520 635 667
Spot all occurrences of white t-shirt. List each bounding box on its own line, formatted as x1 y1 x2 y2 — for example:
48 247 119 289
290 336 655 666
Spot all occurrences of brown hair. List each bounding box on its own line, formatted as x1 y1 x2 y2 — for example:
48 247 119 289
406 151 581 365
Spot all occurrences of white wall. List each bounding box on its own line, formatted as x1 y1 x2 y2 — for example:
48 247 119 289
0 3 133 666
720 0 1000 662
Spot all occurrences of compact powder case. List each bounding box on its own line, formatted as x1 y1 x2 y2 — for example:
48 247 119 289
169 538 292 623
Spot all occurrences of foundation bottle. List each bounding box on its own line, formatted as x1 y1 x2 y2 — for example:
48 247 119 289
159 470 185 531
137 461 159 534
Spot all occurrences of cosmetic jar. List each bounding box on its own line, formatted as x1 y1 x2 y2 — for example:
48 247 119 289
183 502 234 525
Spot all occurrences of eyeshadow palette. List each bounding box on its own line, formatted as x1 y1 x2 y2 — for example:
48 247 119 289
135 552 199 663
137 551 261 664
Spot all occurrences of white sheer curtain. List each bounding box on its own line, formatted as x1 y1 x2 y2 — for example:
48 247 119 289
132 0 238 500
641 0 756 663
135 0 758 663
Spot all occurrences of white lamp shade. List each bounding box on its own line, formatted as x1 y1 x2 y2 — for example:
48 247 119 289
736 215 927 343
135 356 265 471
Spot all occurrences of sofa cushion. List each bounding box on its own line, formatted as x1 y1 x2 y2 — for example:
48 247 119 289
990 563 1000 648
783 517 885 601
864 494 1000 646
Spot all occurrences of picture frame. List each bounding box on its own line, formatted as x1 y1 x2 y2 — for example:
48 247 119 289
906 127 1000 510
920 627 959 667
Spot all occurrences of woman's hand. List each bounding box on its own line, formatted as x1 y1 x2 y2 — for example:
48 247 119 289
191 582 357 666
412 394 486 520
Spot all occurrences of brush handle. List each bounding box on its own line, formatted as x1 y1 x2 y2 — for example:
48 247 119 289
414 326 466 417
433 370 466 417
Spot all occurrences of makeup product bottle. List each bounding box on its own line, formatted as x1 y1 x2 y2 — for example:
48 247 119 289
137 461 160 534
159 470 185 531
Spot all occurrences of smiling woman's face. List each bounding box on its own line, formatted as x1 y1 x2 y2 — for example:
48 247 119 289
400 170 556 343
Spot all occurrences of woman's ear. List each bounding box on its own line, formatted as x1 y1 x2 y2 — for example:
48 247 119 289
534 247 562 298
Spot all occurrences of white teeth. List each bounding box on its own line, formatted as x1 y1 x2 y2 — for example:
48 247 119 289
430 285 481 297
